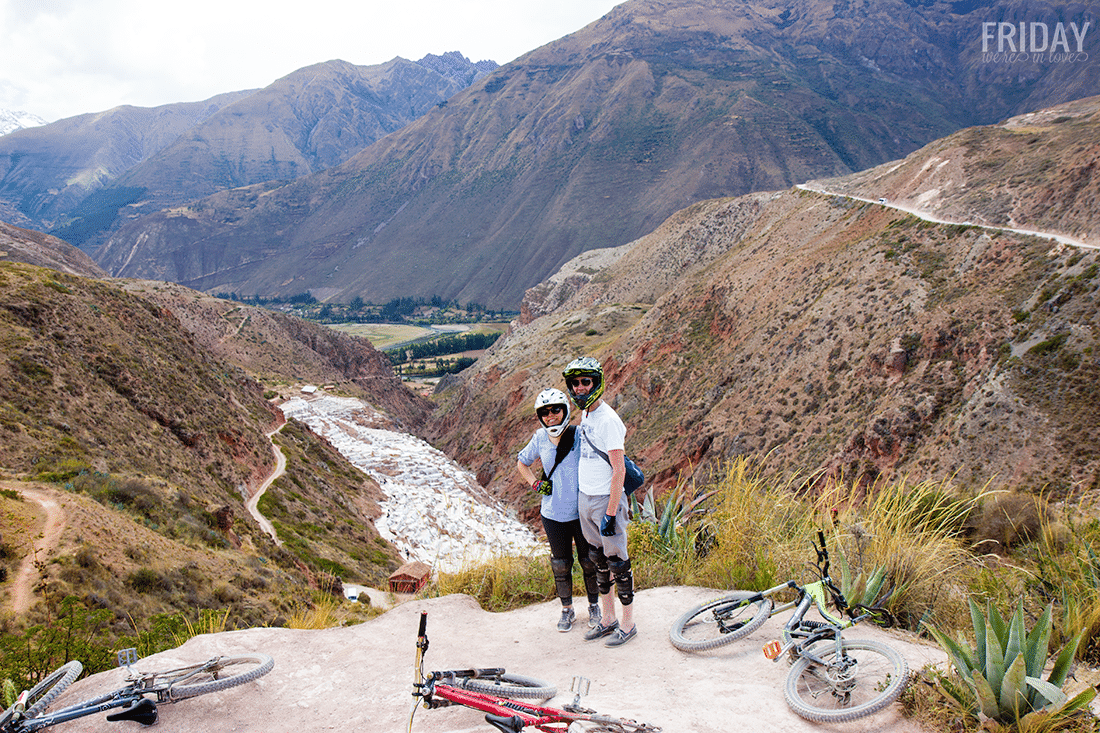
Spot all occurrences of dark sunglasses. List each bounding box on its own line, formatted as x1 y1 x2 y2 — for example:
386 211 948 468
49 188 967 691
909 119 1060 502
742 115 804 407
537 405 565 417
568 377 595 387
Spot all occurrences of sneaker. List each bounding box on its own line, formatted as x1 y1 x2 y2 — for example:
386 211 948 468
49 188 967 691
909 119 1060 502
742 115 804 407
587 603 601 629
557 607 576 632
583 620 619 641
604 625 638 648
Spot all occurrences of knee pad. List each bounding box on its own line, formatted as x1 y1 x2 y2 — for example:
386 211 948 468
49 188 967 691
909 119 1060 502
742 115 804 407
578 553 599 601
588 547 611 595
608 556 634 606
551 558 573 603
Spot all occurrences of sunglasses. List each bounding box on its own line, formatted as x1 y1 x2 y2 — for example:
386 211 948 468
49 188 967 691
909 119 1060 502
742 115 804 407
537 405 565 417
568 377 595 387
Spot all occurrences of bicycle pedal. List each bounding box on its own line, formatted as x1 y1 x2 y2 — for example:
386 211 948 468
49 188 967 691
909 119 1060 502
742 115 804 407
117 648 139 668
762 640 783 660
570 676 590 696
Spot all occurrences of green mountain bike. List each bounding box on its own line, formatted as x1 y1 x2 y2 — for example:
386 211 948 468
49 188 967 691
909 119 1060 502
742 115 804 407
669 531 907 723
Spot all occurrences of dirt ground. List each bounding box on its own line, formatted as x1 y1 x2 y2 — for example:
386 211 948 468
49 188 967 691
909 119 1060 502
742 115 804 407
45 587 945 733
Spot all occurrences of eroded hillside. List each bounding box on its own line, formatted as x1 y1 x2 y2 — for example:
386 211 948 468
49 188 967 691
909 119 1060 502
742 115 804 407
0 261 405 624
427 102 1100 512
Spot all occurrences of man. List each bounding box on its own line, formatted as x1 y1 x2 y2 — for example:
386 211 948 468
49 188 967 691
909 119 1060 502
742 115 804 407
562 356 636 647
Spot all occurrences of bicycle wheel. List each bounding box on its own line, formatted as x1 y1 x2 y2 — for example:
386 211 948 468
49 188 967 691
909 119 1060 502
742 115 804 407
669 591 772 651
153 653 274 700
455 673 556 700
21 660 84 717
784 639 908 723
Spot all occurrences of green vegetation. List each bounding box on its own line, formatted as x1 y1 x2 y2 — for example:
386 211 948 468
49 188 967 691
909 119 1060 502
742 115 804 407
213 291 517 326
925 599 1094 728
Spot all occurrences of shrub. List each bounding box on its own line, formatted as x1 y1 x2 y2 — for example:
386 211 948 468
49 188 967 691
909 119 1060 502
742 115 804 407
127 568 165 594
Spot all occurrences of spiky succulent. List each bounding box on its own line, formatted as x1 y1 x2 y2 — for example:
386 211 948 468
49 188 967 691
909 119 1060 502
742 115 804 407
926 598 1095 725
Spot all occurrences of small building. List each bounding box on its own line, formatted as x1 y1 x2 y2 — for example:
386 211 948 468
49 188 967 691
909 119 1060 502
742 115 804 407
301 385 318 395
389 561 431 593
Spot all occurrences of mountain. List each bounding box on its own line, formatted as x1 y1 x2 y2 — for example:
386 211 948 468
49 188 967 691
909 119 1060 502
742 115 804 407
0 91 256 231
94 0 1100 309
0 109 46 136
0 219 106 277
422 96 1100 518
0 54 495 249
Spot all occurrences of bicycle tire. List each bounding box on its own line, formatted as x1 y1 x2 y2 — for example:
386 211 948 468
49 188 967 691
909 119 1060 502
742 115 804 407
152 653 274 700
669 591 773 652
455 673 556 700
784 639 908 723
21 660 84 718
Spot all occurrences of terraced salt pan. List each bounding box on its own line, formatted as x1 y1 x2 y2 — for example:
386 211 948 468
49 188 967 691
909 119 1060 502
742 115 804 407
279 395 541 571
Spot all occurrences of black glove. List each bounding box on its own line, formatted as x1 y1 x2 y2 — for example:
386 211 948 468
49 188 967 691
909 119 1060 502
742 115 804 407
600 513 617 536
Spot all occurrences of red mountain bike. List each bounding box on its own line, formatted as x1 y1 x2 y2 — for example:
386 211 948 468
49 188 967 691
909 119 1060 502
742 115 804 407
408 612 661 732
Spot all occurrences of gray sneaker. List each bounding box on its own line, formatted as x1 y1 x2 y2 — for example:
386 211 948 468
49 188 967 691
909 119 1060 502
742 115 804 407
583 619 619 641
604 625 638 648
587 603 601 629
557 607 576 632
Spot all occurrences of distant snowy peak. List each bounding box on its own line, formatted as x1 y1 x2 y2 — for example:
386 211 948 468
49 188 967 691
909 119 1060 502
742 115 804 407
415 51 498 87
0 109 47 136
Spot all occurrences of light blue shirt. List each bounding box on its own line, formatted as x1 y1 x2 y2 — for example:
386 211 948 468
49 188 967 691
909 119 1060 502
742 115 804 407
518 428 581 522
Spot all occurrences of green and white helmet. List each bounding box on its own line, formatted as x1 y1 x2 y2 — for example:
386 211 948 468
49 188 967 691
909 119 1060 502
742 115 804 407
534 388 571 438
562 356 605 410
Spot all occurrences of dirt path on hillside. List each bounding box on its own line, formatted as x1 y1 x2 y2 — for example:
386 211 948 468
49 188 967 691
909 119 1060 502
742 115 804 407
796 183 1099 250
5 483 66 614
245 423 286 547
46 588 946 733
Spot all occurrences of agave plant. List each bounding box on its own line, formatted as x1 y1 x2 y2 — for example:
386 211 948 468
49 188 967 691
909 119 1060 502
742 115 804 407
630 478 715 557
832 543 892 609
925 598 1095 726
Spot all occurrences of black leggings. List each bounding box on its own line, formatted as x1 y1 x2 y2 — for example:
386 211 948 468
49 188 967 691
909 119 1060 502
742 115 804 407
542 516 599 606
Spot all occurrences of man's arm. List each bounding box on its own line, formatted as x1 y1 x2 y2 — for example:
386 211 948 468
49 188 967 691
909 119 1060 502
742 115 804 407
606 448 626 517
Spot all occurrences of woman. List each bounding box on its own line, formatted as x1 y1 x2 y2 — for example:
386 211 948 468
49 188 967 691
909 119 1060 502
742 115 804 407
516 388 601 632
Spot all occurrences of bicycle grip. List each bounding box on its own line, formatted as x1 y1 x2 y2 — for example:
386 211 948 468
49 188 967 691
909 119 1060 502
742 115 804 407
418 611 427 637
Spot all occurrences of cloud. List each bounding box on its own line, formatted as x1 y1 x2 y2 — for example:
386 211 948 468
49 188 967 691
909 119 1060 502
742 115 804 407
0 0 623 122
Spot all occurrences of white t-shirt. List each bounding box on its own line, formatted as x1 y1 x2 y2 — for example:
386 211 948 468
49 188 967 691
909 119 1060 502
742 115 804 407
577 402 626 497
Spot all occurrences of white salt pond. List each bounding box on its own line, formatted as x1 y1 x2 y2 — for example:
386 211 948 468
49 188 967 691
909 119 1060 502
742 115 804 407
278 395 543 572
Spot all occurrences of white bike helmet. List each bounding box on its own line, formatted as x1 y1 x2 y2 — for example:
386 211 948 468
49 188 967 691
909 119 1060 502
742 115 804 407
534 388 571 437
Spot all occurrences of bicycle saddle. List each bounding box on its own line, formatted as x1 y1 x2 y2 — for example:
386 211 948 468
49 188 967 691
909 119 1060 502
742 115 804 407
106 698 158 726
484 713 524 733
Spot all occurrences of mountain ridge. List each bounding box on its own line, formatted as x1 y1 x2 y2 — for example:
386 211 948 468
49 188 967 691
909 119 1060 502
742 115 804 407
94 0 1100 308
0 54 496 250
423 95 1100 516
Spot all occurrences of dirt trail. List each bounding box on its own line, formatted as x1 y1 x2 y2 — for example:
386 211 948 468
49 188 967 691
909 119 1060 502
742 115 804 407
796 183 1099 250
5 484 66 614
245 423 286 546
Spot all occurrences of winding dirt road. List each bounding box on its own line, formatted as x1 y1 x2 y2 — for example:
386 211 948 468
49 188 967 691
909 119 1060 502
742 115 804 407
245 424 286 547
797 183 1098 251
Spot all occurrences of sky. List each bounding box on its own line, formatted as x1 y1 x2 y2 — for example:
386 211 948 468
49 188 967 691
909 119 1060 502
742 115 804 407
0 0 625 123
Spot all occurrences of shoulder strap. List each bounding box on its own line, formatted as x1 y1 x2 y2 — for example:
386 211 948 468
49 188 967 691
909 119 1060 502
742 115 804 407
545 425 576 480
581 426 612 465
